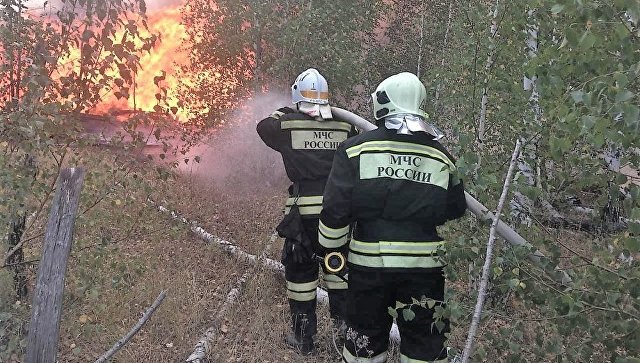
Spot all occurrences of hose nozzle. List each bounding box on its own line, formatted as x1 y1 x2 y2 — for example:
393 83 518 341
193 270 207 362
323 251 346 274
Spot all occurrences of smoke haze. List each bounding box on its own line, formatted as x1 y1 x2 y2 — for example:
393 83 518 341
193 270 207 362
28 0 183 12
180 93 291 195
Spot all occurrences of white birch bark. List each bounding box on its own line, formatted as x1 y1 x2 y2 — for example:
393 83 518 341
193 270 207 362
433 0 454 117
477 0 500 147
460 140 522 363
511 9 541 225
185 272 250 363
416 5 425 78
147 199 403 345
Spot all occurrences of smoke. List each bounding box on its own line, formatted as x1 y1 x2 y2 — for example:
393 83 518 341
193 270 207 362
179 93 291 195
28 0 183 12
144 0 184 12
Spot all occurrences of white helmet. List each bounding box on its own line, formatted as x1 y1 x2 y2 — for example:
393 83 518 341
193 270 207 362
371 72 427 120
291 68 332 119
372 72 443 139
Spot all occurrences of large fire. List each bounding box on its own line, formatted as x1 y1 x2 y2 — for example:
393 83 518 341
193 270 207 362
94 4 188 117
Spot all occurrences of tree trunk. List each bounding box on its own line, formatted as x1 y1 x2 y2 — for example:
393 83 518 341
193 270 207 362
7 215 27 298
26 168 85 363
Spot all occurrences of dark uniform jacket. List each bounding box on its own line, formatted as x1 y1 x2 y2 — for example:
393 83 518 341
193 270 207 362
256 107 358 218
318 127 467 271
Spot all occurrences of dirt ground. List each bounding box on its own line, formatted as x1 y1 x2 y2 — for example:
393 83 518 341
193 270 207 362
44 171 347 363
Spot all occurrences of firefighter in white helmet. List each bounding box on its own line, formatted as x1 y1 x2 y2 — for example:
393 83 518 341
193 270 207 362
318 72 467 362
257 68 357 355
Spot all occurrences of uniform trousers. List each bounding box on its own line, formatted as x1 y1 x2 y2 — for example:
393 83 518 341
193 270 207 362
342 267 449 363
284 218 348 341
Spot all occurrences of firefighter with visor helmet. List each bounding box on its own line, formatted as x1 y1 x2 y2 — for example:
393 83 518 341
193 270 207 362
318 72 467 363
256 68 357 356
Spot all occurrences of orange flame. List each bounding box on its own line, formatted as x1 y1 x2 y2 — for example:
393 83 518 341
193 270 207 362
95 5 188 117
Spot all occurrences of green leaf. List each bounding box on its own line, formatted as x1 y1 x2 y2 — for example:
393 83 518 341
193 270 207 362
395 301 406 309
616 90 635 102
387 306 398 319
426 299 436 309
625 236 640 253
607 292 621 306
581 116 596 132
402 308 416 321
551 4 565 14
507 278 520 289
571 90 584 103
578 31 596 49
493 266 503 277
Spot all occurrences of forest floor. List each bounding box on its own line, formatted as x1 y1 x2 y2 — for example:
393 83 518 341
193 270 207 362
1 158 356 363
1 142 599 363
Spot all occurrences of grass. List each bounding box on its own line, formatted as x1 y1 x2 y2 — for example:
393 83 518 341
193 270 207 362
1 142 632 362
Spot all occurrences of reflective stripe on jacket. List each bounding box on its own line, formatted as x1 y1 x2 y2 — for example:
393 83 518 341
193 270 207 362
319 127 467 270
257 107 357 218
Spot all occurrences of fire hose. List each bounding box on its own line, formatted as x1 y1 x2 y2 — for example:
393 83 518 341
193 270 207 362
330 107 571 285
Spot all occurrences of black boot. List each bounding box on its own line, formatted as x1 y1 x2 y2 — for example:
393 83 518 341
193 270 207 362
286 313 316 355
284 333 315 355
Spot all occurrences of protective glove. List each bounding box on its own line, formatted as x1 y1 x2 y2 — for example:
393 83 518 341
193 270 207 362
288 234 313 264
277 204 312 264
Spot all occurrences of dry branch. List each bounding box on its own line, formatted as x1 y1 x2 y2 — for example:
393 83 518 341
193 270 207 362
148 200 403 344
185 232 277 362
94 290 168 363
461 140 521 363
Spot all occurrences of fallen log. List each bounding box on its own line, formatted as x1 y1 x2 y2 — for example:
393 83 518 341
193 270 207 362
186 231 277 362
186 272 250 363
150 200 402 343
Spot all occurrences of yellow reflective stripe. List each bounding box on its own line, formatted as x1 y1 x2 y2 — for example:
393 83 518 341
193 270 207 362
319 233 348 248
285 205 322 215
287 279 319 292
350 239 380 254
325 280 348 290
323 274 347 290
281 120 352 132
343 346 388 363
319 220 349 248
319 220 349 239
287 290 316 301
400 353 447 363
286 196 323 206
345 141 455 170
378 241 445 255
348 253 445 269
350 239 445 255
300 90 329 100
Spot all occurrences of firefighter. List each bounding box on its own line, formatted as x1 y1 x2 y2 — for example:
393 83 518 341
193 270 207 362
256 68 357 355
318 72 467 362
